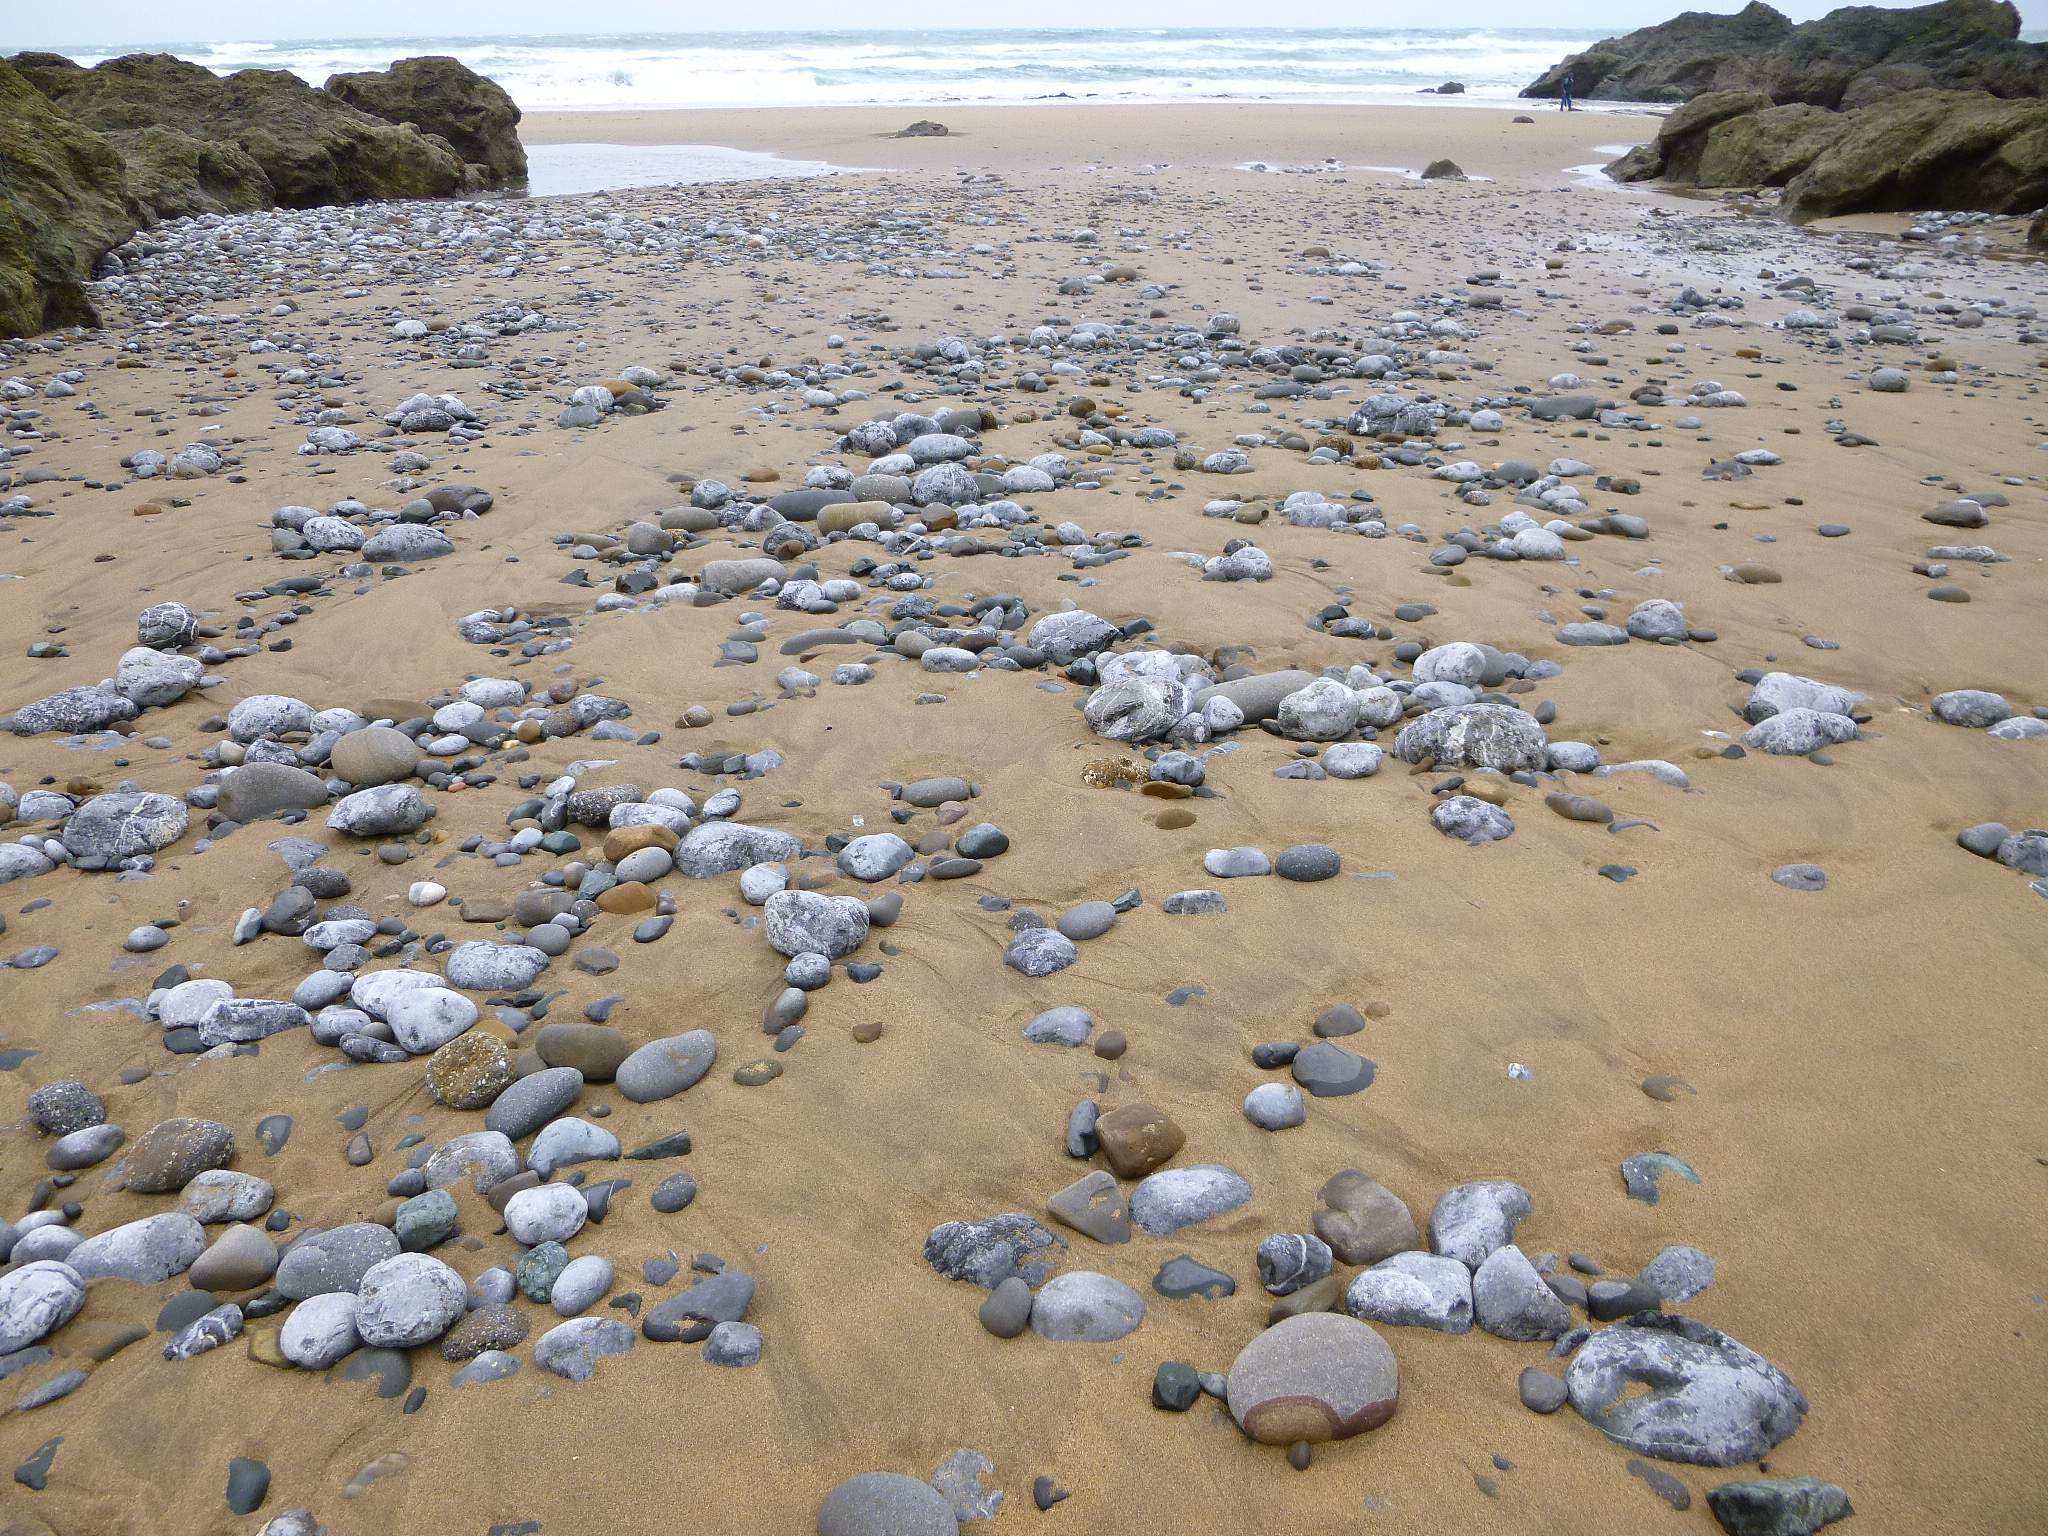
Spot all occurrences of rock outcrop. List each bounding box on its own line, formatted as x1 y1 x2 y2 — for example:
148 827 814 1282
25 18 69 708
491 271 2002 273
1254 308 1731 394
1607 89 1851 187
1608 87 2048 220
1526 0 2047 108
324 55 526 185
0 60 143 337
1 51 527 340
1781 89 2048 217
11 53 480 208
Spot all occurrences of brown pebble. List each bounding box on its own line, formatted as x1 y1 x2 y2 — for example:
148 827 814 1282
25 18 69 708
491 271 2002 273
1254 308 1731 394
1266 1270 1348 1324
1154 808 1196 830
1093 1031 1127 1061
595 882 656 914
851 1022 884 1043
247 1322 289 1367
602 824 677 861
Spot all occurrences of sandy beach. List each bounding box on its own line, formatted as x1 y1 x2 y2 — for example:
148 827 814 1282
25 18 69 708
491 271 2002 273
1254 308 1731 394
0 97 2043 1536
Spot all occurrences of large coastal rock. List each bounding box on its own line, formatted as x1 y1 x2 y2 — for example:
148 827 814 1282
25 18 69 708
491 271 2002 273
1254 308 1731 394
1782 89 2048 217
1526 0 2046 108
4 49 529 339
325 56 526 184
0 59 141 337
1610 86 2048 219
106 127 271 222
11 53 479 209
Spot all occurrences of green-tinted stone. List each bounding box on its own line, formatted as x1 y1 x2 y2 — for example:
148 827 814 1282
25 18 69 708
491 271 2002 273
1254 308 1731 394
394 1188 458 1251
517 1240 569 1301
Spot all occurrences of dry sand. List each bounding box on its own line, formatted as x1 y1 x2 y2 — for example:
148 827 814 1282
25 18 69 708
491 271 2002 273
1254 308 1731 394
0 102 2043 1536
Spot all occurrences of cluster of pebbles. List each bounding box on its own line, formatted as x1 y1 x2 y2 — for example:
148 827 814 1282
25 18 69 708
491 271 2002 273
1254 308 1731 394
1 149 2041 1536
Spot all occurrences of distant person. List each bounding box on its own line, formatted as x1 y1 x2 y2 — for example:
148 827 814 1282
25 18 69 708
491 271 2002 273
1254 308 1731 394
1560 72 1575 112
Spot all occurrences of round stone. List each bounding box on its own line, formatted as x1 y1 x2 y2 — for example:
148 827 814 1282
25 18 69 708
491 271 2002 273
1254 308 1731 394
280 1292 360 1369
816 1472 959 1536
330 725 422 786
187 1223 280 1291
125 1117 234 1193
276 1222 401 1300
0 1261 87 1353
1519 1366 1568 1413
27 1080 104 1137
504 1184 588 1246
1244 1082 1306 1130
1225 1312 1400 1445
354 1254 466 1347
614 1032 717 1103
978 1276 1033 1339
1028 1271 1146 1342
1275 844 1341 882
388 987 478 1054
1056 901 1117 941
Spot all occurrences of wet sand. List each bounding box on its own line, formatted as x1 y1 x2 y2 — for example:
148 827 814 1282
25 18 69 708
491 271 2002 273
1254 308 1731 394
0 102 2044 1536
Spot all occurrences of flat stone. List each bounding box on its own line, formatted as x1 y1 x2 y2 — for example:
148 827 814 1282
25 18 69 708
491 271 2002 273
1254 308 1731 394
1130 1165 1252 1236
276 1223 400 1300
67 1213 205 1283
1706 1477 1854 1536
1345 1251 1474 1333
1045 1171 1131 1244
1291 1042 1375 1097
533 1317 634 1381
923 1214 1064 1289
1567 1314 1808 1467
126 1117 234 1193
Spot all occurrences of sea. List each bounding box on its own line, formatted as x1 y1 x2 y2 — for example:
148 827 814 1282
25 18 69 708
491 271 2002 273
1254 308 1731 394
56 28 1607 111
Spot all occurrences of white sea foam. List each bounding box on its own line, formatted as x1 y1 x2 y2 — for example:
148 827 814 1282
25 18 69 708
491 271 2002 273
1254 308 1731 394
58 27 1618 112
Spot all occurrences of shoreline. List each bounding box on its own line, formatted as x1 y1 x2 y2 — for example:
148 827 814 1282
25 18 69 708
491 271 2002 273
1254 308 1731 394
518 101 1650 180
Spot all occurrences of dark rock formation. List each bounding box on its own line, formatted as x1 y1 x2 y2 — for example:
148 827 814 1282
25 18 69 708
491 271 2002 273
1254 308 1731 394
0 59 142 337
109 127 272 222
1527 0 2047 108
325 55 526 185
1783 89 2048 217
1607 90 1843 186
1608 87 2048 221
11 53 479 207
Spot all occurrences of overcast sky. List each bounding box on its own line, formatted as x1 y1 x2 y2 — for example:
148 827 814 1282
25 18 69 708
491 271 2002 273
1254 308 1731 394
5 0 2041 48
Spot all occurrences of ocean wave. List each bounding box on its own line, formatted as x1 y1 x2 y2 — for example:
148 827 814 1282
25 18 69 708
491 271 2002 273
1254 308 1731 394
60 27 1605 111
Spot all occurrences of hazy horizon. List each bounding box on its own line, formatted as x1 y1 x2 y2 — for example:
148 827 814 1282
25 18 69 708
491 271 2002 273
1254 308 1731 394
6 0 2044 52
